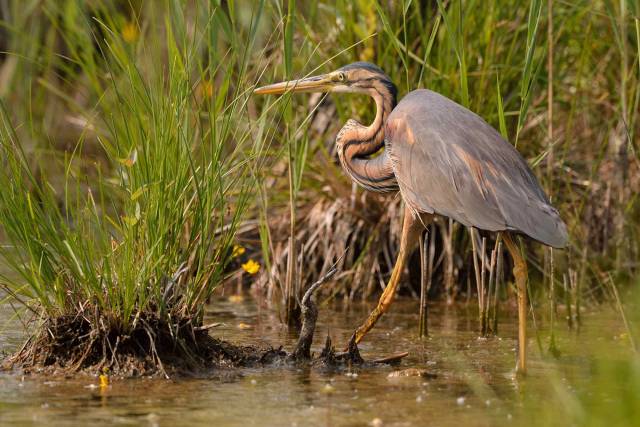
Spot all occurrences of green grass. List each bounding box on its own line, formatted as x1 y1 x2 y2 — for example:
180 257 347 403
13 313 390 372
0 1 638 421
0 0 637 383
0 1 280 367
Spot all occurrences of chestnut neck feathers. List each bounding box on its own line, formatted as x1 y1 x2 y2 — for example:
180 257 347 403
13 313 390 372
336 68 398 192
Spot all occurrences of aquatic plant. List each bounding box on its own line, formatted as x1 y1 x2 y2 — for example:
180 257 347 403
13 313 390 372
0 1 275 375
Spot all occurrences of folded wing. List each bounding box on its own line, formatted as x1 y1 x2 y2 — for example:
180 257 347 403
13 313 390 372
385 89 567 248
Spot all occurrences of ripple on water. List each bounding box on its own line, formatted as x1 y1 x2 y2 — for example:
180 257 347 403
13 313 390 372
0 292 631 426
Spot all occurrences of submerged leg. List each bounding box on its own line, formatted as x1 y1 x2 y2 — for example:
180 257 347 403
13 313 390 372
418 230 428 337
352 207 430 344
503 233 528 374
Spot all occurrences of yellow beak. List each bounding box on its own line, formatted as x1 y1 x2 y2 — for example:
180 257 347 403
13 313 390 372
254 74 334 95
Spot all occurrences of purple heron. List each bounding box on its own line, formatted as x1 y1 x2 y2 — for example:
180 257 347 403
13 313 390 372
255 62 567 372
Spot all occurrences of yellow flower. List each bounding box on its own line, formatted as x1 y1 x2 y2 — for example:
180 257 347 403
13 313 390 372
99 367 109 387
99 374 109 387
232 244 245 258
122 22 139 44
241 259 260 275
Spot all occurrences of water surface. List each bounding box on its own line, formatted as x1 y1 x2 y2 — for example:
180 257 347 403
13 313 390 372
0 287 631 426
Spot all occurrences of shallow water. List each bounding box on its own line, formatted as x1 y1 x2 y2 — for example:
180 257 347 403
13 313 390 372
0 286 631 427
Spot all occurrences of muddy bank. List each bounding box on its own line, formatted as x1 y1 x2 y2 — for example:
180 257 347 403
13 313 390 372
1 273 402 378
1 317 401 378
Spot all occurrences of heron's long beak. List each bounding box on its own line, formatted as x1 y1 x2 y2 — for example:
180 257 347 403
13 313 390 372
254 74 334 95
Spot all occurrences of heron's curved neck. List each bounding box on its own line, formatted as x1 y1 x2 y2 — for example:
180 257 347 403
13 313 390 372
337 84 398 192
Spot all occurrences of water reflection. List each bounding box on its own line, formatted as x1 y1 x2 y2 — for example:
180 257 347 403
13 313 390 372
0 291 629 426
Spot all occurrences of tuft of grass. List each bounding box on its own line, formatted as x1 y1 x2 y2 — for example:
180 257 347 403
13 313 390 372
0 1 275 373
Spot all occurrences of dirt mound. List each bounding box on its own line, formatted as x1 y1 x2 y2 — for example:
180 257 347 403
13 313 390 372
2 313 289 378
1 273 406 378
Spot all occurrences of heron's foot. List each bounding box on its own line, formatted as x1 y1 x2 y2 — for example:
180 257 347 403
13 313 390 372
346 332 364 364
320 333 364 365
343 306 382 352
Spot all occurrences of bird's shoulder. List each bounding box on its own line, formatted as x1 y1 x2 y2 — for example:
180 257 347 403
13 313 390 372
386 89 523 168
388 89 495 135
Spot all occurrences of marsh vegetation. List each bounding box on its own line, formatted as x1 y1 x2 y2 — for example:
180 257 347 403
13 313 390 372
0 0 638 425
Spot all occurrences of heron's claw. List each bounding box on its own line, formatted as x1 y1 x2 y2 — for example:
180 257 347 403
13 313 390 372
346 332 364 364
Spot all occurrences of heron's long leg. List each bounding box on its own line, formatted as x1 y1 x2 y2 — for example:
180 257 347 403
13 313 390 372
352 207 430 344
503 233 528 374
418 230 428 337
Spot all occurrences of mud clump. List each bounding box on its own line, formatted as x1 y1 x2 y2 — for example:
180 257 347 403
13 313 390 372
2 312 291 378
1 312 379 378
0 310 380 378
1 265 403 378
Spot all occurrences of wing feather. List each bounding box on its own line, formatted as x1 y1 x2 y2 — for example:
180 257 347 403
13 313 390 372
385 89 568 248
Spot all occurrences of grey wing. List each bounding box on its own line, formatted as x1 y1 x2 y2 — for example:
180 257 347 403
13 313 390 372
385 89 568 248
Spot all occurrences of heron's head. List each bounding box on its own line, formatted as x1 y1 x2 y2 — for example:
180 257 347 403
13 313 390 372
254 62 396 102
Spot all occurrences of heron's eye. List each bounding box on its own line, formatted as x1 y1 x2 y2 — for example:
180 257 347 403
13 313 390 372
338 72 346 82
